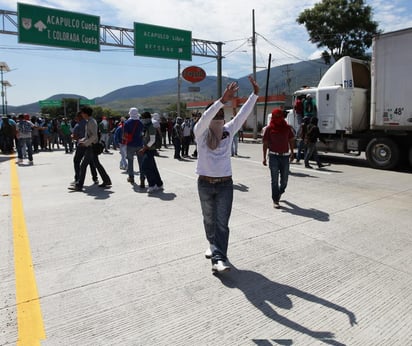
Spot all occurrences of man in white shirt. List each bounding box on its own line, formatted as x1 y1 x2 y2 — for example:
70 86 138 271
193 76 259 273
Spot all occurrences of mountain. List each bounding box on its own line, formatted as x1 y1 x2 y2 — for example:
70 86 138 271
7 59 330 114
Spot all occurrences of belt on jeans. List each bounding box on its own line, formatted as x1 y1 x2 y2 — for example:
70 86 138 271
198 175 232 184
269 151 290 156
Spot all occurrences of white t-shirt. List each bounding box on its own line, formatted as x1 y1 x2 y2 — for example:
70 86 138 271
194 93 258 177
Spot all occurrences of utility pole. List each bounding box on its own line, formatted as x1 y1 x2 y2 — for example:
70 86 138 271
252 9 258 139
282 64 293 94
282 64 293 108
177 59 181 117
0 62 10 115
263 53 272 127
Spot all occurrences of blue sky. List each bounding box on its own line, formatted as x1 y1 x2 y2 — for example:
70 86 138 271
1 0 412 107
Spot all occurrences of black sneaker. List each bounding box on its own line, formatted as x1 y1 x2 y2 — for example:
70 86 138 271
212 260 231 273
99 182 112 188
127 177 135 184
68 185 82 192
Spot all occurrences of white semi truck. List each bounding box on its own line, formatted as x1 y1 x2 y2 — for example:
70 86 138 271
293 27 412 169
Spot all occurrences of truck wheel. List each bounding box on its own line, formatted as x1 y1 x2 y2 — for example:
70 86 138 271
366 138 400 170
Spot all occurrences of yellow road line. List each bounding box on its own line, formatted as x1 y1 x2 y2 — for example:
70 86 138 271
11 159 46 345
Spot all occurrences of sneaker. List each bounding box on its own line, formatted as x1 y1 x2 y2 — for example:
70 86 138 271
127 177 135 184
212 260 231 273
99 182 112 188
147 185 159 193
28 161 33 165
273 201 280 209
305 164 313 169
205 244 217 259
68 185 82 192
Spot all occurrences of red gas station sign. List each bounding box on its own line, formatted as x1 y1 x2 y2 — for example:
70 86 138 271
182 66 206 83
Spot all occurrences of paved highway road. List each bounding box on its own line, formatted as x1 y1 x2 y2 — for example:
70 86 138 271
1 142 411 345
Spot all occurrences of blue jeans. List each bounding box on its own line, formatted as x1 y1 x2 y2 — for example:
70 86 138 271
17 137 33 161
296 139 305 161
141 150 163 187
119 144 127 169
304 142 321 167
197 178 233 262
232 136 239 156
127 145 144 179
268 154 290 203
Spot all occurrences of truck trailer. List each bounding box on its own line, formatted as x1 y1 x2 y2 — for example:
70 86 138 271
293 27 412 169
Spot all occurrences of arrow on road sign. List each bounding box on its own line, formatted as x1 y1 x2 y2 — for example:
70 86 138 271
34 20 47 32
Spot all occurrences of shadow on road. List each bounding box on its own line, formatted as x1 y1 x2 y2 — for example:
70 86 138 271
215 267 357 346
279 200 330 222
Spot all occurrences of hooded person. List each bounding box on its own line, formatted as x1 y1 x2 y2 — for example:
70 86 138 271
193 76 260 273
123 107 145 186
262 107 295 208
129 107 139 120
113 116 128 170
172 117 184 159
138 112 164 192
98 116 110 152
152 113 161 128
150 112 162 152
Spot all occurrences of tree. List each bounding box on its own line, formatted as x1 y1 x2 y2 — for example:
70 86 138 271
165 102 187 118
297 0 380 63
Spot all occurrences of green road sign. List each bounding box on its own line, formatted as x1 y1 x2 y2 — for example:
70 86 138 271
134 22 191 61
18 3 100 52
39 100 62 107
79 98 95 105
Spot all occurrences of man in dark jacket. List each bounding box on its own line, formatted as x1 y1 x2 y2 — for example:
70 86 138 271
304 117 326 169
138 112 164 193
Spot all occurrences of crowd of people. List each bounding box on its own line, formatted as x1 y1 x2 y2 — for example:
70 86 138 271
1 79 331 273
0 114 90 162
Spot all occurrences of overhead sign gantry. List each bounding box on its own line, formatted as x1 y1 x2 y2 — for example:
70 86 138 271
1 5 224 96
17 3 100 52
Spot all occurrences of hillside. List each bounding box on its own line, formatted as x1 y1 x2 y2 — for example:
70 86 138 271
7 59 330 114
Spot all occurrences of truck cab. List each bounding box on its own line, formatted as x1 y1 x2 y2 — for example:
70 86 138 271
294 52 412 169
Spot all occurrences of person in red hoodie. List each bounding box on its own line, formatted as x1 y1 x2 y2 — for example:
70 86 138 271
262 108 295 209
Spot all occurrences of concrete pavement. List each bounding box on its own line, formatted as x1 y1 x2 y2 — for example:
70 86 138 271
0 142 411 345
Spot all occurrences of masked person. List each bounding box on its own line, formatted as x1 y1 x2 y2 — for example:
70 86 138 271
68 106 112 192
262 108 295 209
193 76 259 273
138 112 164 193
